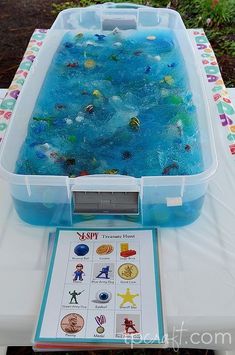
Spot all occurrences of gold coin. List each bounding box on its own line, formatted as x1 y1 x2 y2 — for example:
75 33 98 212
118 263 139 280
60 313 84 334
96 244 114 255
84 59 96 69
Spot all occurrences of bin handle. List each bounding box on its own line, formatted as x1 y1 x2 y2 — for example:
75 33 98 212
88 2 148 9
102 2 146 9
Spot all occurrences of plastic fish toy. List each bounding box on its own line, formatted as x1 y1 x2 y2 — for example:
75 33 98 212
67 62 79 68
104 169 118 174
85 104 94 113
84 59 96 69
162 162 179 175
129 117 140 130
95 34 106 41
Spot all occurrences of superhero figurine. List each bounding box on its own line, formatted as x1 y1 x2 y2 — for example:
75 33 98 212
73 263 85 281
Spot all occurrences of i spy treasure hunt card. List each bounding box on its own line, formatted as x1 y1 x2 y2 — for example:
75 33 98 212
34 228 166 350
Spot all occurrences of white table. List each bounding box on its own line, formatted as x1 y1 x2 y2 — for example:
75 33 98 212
0 89 235 353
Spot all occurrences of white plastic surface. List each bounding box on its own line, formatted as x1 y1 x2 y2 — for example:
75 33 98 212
0 88 234 348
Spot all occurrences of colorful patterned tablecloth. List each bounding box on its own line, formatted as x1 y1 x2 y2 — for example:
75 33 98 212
0 28 234 155
0 29 48 143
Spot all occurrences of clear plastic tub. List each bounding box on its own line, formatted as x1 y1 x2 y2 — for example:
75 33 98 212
0 3 217 227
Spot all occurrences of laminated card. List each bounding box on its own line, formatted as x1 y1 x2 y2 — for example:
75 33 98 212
34 228 166 350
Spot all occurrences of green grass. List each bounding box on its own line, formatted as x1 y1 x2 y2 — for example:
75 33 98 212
51 0 235 87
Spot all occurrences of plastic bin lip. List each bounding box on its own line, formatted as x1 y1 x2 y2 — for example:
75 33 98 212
51 4 184 30
0 158 218 186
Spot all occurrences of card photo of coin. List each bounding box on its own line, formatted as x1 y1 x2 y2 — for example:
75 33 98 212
96 244 114 255
118 263 139 280
60 313 84 334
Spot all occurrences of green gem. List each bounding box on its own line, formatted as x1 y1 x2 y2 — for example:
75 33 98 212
168 95 183 105
68 135 77 143
173 113 192 127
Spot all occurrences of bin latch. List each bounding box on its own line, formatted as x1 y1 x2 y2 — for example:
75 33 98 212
73 191 139 214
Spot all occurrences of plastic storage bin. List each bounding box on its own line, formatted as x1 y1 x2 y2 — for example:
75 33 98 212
0 3 217 227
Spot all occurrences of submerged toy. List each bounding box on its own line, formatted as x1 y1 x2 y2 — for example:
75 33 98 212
104 169 118 174
122 151 132 160
85 104 94 113
84 59 96 69
146 35 156 41
93 89 102 98
162 162 179 175
145 65 151 74
161 75 174 85
129 117 140 130
67 62 79 68
95 34 106 41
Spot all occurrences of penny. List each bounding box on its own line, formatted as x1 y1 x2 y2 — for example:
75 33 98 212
118 263 139 280
60 313 84 334
96 244 114 255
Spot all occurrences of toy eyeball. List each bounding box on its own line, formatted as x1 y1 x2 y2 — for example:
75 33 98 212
96 290 112 303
